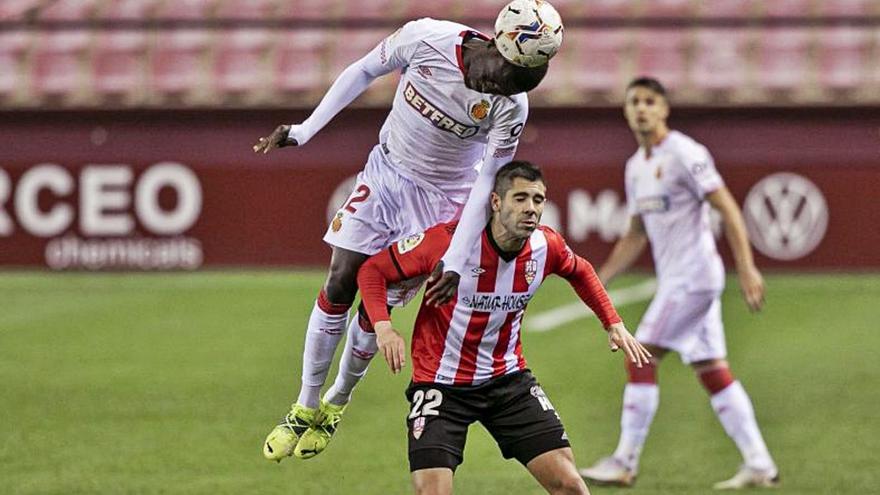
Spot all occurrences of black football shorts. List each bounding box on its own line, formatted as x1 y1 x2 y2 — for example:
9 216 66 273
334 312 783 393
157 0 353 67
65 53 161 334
405 370 570 472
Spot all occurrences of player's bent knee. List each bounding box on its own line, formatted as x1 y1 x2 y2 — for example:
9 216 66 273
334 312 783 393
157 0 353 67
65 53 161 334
411 467 454 495
550 474 589 495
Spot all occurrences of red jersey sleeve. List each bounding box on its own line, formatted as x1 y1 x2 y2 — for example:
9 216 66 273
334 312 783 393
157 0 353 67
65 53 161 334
357 222 455 325
541 227 622 328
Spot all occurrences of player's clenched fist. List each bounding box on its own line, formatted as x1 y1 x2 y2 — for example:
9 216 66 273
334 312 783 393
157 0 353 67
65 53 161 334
252 124 298 154
375 321 407 374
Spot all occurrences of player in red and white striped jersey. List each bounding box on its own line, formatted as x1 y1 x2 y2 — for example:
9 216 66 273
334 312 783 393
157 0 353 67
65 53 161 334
357 161 651 494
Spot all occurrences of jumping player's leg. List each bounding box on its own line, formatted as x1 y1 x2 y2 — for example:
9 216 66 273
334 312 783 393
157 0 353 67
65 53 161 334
411 468 454 495
526 447 589 495
323 305 378 406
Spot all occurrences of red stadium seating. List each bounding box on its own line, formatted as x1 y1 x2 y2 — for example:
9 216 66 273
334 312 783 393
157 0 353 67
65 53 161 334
634 29 688 90
695 0 758 18
275 0 337 21
817 27 872 92
37 0 101 20
214 0 278 19
0 0 42 20
401 0 460 21
817 0 875 16
760 0 816 18
31 30 92 99
96 0 161 19
93 29 148 100
343 0 401 21
214 28 274 95
327 28 396 103
275 30 329 95
640 0 696 18
0 30 31 99
154 0 219 20
581 0 637 19
570 29 631 96
151 29 213 97
690 28 751 93
755 28 813 93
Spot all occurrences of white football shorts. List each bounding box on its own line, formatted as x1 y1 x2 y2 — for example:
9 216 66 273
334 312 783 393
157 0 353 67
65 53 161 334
323 144 464 305
635 286 727 364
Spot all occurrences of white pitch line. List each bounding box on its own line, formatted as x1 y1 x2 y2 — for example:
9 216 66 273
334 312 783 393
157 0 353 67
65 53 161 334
526 278 657 333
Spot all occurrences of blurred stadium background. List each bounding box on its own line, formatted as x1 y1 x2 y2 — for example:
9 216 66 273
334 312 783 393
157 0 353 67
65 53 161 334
1 1 878 494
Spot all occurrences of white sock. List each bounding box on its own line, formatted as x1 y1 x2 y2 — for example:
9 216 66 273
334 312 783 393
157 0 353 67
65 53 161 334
710 381 776 472
323 315 377 406
613 383 659 471
296 300 349 409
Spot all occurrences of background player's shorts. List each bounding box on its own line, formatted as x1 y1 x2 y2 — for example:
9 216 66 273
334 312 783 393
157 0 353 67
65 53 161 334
635 285 727 364
404 371 570 472
323 144 463 305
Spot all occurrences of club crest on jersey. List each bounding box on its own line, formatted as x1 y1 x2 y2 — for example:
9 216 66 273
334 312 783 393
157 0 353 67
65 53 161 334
331 212 343 232
412 416 426 440
470 100 491 122
404 82 478 139
397 232 426 254
524 259 537 285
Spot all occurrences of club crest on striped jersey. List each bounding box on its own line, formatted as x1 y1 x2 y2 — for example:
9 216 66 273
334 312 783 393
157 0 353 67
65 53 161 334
470 100 491 122
412 416 426 440
524 259 538 285
397 232 426 254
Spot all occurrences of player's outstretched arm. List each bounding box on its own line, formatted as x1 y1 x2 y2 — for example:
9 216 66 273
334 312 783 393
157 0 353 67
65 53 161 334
606 321 652 368
597 215 648 285
707 187 764 312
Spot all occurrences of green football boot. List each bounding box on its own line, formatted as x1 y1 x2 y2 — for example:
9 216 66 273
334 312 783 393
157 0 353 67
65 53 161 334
293 400 347 459
263 404 316 462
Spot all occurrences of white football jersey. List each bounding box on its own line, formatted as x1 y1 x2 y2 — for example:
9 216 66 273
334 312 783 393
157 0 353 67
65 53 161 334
625 130 726 291
375 18 529 203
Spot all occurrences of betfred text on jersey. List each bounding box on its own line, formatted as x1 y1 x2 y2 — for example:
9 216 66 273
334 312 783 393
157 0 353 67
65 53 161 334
404 82 478 139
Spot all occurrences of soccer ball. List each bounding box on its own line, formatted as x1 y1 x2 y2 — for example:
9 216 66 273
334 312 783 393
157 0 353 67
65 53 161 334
494 0 564 68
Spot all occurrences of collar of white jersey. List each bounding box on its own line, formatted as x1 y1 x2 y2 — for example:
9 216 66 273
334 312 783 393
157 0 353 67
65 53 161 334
455 29 492 79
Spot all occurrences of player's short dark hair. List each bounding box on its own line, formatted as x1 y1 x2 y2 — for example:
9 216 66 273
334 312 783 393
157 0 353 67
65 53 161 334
493 160 545 197
626 76 667 98
506 62 548 93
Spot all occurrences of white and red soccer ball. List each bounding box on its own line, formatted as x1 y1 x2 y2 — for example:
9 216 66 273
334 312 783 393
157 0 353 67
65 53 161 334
494 0 564 68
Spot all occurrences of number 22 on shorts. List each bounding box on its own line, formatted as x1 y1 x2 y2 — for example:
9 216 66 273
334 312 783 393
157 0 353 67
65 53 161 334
343 184 371 214
409 389 443 419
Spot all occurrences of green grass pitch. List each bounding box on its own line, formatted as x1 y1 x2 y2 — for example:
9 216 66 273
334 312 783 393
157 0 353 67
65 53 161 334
1 272 877 494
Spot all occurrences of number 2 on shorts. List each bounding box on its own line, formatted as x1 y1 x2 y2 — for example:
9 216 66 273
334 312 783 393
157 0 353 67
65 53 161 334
409 389 443 419
343 184 371 213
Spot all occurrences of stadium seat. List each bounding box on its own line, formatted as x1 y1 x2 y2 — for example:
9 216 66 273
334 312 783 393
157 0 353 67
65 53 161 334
214 28 275 98
634 29 688 91
275 0 337 21
570 29 632 98
342 0 401 21
92 29 149 101
755 28 813 93
759 0 816 18
817 27 871 92
0 30 31 100
154 0 219 20
275 29 329 95
816 0 875 16
640 0 696 18
0 0 42 21
96 0 161 20
328 28 396 104
695 0 758 18
401 0 460 21
31 30 93 100
214 0 277 19
150 28 214 99
36 0 100 20
690 28 751 94
582 0 637 19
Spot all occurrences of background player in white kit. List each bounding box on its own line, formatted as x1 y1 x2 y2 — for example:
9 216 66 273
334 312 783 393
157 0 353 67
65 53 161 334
251 1 563 462
578 78 779 490
357 161 652 495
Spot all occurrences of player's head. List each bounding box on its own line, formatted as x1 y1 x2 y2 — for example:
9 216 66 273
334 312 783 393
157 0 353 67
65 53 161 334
624 76 670 137
491 160 547 238
465 43 548 96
